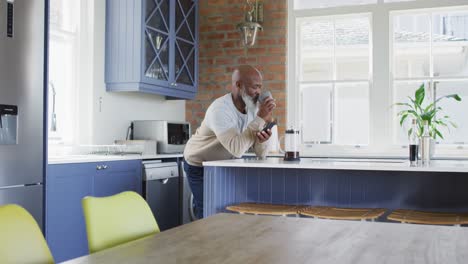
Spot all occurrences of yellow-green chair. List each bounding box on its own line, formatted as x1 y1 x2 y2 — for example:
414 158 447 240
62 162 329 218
0 204 54 264
82 191 160 253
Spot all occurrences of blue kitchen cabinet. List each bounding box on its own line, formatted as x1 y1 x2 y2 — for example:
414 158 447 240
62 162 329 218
46 160 142 263
94 160 142 197
46 163 94 263
105 0 199 99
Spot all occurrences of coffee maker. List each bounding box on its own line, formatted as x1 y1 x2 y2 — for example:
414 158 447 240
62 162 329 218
283 127 300 161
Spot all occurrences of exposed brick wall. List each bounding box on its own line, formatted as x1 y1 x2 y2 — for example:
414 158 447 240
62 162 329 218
186 0 287 135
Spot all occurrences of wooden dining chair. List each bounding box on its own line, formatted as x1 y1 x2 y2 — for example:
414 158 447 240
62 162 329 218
82 191 160 253
299 206 386 222
0 204 55 264
387 209 468 226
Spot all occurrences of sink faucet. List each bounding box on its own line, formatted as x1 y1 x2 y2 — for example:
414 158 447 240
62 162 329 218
49 81 57 132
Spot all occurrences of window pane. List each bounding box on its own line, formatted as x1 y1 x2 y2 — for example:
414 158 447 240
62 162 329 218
301 84 332 143
49 0 80 144
299 19 333 81
335 17 370 80
432 12 468 77
434 80 468 144
49 38 76 143
294 0 376 10
392 81 430 144
393 14 431 78
334 83 369 145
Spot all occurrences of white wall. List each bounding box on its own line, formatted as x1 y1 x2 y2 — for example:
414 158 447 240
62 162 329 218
89 0 186 145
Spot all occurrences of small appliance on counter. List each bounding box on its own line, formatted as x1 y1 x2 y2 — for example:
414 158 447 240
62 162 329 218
284 127 300 161
133 120 191 154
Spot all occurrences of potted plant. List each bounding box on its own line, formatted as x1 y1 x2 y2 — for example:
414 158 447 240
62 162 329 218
395 83 462 149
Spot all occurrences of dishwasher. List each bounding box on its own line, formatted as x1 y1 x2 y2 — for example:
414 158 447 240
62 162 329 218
142 161 180 231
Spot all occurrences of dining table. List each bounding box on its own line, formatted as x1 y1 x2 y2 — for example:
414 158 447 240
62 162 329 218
63 213 468 264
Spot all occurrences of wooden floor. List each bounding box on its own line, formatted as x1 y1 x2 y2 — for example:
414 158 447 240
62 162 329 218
64 213 468 264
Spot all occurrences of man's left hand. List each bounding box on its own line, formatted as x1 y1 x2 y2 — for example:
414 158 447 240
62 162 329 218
256 129 272 143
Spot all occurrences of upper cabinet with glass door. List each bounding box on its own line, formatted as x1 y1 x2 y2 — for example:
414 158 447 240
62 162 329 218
105 0 198 99
174 0 197 90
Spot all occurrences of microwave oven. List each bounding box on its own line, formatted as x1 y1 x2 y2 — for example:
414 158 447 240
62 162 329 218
133 120 191 154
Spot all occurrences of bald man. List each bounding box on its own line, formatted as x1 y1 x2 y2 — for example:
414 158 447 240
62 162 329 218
183 65 276 218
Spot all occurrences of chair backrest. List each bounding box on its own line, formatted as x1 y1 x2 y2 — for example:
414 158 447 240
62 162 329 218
82 191 160 253
0 204 54 264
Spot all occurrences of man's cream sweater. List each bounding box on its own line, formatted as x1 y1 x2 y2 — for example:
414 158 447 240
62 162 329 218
184 94 269 167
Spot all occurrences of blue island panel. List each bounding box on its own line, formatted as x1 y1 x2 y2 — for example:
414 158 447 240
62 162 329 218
204 166 468 218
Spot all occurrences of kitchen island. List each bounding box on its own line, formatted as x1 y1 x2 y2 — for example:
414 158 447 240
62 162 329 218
203 158 468 218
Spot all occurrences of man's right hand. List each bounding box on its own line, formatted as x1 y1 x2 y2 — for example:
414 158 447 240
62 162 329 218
257 97 276 122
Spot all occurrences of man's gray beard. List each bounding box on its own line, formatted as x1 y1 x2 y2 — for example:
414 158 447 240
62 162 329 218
242 92 258 113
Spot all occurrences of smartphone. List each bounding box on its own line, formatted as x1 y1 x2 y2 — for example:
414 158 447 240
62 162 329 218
261 121 277 133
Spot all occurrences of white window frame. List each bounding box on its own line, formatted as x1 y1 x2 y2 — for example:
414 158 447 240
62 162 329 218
48 7 80 145
297 13 373 147
288 0 468 158
390 7 468 147
48 0 93 146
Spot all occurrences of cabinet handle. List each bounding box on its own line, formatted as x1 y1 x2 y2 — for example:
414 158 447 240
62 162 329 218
97 165 108 170
173 83 178 87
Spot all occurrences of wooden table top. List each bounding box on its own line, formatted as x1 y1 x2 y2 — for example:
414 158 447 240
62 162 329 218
63 213 468 264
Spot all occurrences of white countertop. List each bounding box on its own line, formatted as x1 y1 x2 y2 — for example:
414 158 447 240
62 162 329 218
203 157 468 173
48 154 183 165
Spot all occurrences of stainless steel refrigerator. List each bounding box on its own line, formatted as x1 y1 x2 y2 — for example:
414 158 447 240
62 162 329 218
0 0 46 228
